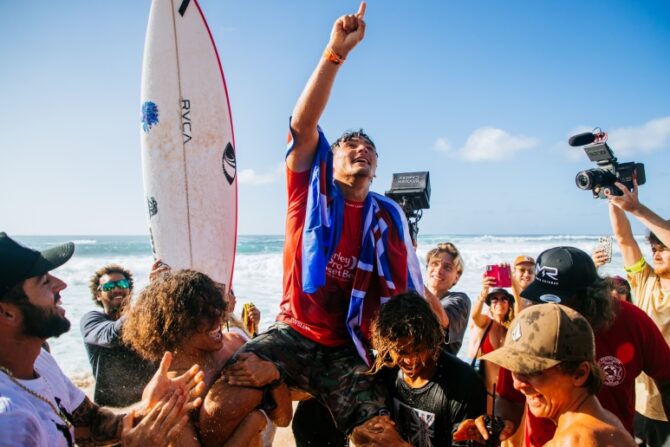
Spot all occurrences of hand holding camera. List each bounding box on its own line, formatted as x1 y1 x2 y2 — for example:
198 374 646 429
485 264 512 288
570 128 646 199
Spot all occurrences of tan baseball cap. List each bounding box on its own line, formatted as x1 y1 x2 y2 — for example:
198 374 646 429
481 303 594 374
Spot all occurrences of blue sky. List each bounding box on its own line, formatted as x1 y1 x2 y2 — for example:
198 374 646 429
2 0 669 236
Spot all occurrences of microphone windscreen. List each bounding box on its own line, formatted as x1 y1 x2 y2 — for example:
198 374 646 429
568 132 596 147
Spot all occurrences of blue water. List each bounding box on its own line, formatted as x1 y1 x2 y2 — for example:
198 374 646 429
13 234 645 377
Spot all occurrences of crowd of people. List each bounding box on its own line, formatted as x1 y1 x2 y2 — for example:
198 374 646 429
2 2 669 446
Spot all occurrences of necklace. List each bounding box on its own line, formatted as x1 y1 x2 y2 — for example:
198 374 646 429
0 366 73 429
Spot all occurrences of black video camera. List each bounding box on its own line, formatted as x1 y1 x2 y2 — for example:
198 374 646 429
385 171 430 243
570 129 645 199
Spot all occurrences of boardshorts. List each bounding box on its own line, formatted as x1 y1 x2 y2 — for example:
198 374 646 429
236 322 388 433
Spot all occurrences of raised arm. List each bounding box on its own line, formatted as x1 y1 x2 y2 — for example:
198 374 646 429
606 181 645 266
471 274 495 329
288 1 367 172
607 180 670 249
80 312 124 348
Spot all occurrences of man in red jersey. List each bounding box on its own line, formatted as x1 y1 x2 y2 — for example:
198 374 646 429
454 246 670 446
200 2 423 443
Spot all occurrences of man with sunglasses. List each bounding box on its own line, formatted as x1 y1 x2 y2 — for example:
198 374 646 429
0 232 205 446
81 264 156 407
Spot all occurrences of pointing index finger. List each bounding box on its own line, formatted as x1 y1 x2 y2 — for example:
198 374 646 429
357 1 366 19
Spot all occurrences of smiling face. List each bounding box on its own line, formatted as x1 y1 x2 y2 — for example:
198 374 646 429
190 312 225 353
388 336 437 382
651 243 670 278
514 262 536 291
488 292 512 321
426 252 461 296
332 137 378 184
96 272 131 318
512 362 590 422
19 273 71 338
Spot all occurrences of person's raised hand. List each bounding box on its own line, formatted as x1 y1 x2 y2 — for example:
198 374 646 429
605 178 640 214
141 352 205 413
149 259 171 283
328 1 367 60
121 392 189 447
592 248 610 268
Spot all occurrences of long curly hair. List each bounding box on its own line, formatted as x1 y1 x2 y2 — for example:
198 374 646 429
570 277 617 333
369 291 444 375
122 269 226 361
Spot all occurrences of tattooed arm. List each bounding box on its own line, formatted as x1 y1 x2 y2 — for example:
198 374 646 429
72 397 124 446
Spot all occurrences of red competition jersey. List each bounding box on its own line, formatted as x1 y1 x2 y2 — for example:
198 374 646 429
497 300 670 446
278 168 364 346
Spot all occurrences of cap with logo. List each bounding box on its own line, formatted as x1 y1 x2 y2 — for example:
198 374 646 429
520 246 597 304
513 255 535 267
481 303 595 374
0 232 75 295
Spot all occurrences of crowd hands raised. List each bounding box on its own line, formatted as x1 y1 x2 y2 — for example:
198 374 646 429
3 2 670 447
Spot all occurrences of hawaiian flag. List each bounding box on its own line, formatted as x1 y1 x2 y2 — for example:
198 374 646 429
287 125 424 364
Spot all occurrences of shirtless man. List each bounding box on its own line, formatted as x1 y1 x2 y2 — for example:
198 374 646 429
454 303 637 447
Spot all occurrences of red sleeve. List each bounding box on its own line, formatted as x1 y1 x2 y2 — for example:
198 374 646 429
627 301 670 382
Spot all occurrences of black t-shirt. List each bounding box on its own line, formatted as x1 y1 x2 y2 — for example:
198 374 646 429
383 348 487 447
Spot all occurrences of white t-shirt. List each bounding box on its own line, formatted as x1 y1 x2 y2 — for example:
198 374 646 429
0 349 86 447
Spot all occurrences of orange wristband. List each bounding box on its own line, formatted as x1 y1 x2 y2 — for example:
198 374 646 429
323 47 345 65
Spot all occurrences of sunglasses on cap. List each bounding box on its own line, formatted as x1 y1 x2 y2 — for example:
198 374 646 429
100 278 130 292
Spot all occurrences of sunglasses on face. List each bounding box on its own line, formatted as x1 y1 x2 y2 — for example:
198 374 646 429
490 296 510 303
100 279 130 292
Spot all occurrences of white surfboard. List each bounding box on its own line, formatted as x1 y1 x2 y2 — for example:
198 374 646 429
140 0 237 287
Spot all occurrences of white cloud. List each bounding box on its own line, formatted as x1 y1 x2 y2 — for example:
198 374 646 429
609 116 670 155
238 162 284 185
457 127 538 161
433 137 452 153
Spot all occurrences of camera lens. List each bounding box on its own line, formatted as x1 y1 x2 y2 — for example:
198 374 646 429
575 171 594 190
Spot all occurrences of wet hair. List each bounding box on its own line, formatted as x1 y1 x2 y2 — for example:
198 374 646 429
369 291 444 375
604 276 632 303
648 231 667 248
88 264 134 306
122 269 226 361
558 360 604 395
330 129 377 154
567 277 617 333
425 242 465 277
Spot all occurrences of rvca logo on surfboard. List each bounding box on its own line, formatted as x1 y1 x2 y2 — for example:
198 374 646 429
182 99 192 144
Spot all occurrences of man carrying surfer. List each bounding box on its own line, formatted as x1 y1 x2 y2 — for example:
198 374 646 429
200 2 424 443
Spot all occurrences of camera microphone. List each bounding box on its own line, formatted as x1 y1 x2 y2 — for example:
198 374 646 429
568 132 596 147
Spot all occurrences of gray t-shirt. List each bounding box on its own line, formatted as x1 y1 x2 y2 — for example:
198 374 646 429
440 292 471 355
